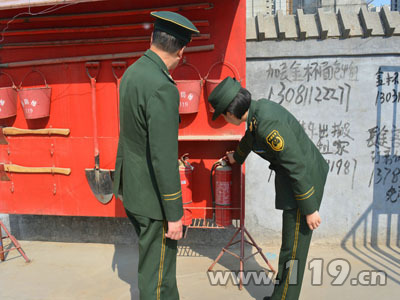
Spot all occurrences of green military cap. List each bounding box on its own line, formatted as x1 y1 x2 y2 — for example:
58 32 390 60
208 76 241 120
151 11 199 44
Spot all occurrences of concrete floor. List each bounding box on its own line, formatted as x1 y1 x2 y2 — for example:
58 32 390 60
0 239 399 300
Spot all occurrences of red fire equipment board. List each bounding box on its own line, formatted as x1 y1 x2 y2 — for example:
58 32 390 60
0 0 246 219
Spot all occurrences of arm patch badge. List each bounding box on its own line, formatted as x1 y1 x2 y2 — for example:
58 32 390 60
266 130 284 151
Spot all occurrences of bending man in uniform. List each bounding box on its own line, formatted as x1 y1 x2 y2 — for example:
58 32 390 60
113 11 199 300
208 77 329 300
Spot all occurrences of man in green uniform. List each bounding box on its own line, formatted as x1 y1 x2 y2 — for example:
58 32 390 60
208 77 329 300
113 11 199 300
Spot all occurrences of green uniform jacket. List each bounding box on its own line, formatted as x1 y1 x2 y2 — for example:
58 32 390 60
113 49 183 222
233 99 329 215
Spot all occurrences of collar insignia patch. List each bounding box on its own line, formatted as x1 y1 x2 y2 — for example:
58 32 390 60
266 130 284 151
249 117 257 132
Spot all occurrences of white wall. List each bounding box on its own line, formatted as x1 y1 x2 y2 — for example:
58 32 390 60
246 38 400 246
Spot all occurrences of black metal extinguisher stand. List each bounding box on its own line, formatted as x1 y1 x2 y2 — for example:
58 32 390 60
208 163 276 290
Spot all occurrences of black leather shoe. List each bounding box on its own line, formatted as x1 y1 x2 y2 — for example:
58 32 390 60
263 297 271 300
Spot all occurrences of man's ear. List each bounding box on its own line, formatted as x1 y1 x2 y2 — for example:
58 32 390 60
150 32 153 44
177 46 185 59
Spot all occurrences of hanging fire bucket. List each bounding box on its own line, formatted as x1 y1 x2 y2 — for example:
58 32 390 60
0 72 18 119
179 154 194 226
18 70 52 119
204 60 241 113
174 61 203 114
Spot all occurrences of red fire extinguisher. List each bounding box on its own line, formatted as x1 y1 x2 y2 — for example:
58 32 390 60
211 158 232 227
179 154 194 226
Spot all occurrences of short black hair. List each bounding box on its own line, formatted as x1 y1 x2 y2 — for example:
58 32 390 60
152 29 186 54
223 87 251 119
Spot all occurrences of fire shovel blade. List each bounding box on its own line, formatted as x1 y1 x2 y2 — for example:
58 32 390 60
85 168 114 204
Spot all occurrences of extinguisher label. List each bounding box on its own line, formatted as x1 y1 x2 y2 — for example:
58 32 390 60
215 181 231 205
181 180 187 185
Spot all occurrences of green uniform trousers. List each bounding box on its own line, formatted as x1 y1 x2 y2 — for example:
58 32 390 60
270 208 313 300
126 209 179 300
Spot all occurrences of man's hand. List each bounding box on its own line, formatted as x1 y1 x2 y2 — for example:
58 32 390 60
226 151 236 165
165 219 183 240
306 211 321 230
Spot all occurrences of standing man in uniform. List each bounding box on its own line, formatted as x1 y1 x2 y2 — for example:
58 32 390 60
113 11 199 300
208 77 329 300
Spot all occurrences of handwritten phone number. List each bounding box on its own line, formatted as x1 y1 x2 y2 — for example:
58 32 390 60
267 82 351 112
374 166 400 186
375 90 400 105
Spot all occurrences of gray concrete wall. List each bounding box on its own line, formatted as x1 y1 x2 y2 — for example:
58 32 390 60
247 7 400 41
245 36 400 247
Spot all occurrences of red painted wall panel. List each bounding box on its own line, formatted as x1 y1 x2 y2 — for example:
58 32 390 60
0 0 246 217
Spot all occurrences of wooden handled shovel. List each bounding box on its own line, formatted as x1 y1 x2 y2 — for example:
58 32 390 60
0 127 70 145
112 61 127 135
84 62 114 204
0 163 71 181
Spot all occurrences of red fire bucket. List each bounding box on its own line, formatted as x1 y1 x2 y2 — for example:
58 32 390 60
205 80 220 113
18 70 52 119
174 62 203 114
0 72 18 119
205 61 241 113
179 154 194 226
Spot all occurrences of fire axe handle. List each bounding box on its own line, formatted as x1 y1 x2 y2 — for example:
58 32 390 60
4 164 71 175
3 127 70 136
